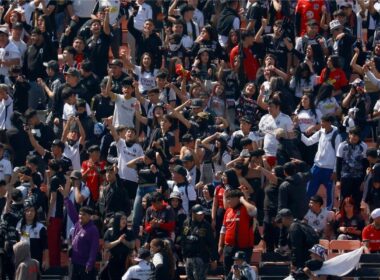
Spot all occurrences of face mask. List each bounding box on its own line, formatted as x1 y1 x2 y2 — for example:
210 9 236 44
169 43 181 52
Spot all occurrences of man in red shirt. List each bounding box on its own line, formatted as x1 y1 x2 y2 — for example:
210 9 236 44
363 208 380 253
295 0 324 36
218 189 257 276
81 145 106 202
230 30 259 82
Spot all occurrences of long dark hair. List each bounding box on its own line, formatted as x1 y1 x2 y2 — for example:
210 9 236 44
20 205 38 229
151 238 175 280
226 29 240 54
111 212 127 238
202 24 217 41
295 93 318 118
223 169 240 189
323 55 340 82
140 52 153 73
212 137 228 165
315 83 334 105
294 62 312 87
337 197 358 226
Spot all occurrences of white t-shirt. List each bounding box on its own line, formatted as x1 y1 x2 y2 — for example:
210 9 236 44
159 87 176 104
98 0 120 25
116 139 144 182
173 182 197 215
296 108 322 133
0 96 13 130
122 261 155 280
72 0 97 18
316 97 340 117
0 41 21 77
62 102 92 121
15 2 36 25
9 38 27 65
258 112 294 156
64 141 81 170
16 222 45 243
0 157 12 180
304 207 334 233
112 94 137 127
133 3 153 31
134 66 158 92
228 130 262 147
289 74 317 98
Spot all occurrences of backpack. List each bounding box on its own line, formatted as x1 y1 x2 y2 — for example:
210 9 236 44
319 129 339 150
298 221 320 249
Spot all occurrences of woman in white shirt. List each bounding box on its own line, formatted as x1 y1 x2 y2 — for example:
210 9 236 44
315 83 341 117
125 52 158 93
289 62 317 103
295 94 322 165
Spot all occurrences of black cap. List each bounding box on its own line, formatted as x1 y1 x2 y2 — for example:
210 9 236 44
275 208 293 223
12 22 23 30
76 98 86 108
181 134 194 143
88 145 100 153
240 116 252 124
182 154 194 162
367 148 379 158
18 166 32 176
191 204 204 215
307 19 318 26
169 157 183 165
233 251 247 260
43 60 59 72
173 165 187 178
51 139 65 151
191 98 203 108
64 67 80 78
70 170 82 180
109 59 123 67
81 60 93 72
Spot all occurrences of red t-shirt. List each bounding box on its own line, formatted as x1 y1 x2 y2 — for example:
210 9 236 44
223 205 254 248
230 45 259 81
362 224 380 252
214 185 225 209
295 0 324 36
81 160 106 201
319 68 348 90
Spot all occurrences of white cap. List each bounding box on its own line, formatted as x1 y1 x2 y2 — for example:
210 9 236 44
330 20 342 31
371 208 380 219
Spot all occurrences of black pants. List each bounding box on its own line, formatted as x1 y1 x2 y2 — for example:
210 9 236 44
72 263 97 280
223 246 252 276
263 219 280 252
340 177 363 209
107 255 127 280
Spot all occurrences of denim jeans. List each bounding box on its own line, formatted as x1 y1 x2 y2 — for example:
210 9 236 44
307 165 334 210
132 185 157 235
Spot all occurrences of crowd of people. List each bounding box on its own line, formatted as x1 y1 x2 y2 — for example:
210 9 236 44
1 0 380 279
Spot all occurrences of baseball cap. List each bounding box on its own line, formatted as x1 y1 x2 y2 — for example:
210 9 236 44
109 59 123 67
191 204 204 215
371 208 380 219
0 25 9 35
43 60 59 72
191 98 203 108
233 251 246 260
18 166 32 176
70 170 82 180
307 19 318 26
330 19 343 31
275 208 293 223
182 154 194 162
51 139 65 150
169 191 182 200
240 116 252 124
12 22 23 30
64 67 80 78
88 145 100 153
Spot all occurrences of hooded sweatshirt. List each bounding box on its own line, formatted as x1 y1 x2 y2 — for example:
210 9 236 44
13 241 40 280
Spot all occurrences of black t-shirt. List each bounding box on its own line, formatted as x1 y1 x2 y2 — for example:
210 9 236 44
33 122 56 150
0 196 6 215
19 222 48 264
104 227 135 257
246 1 267 33
92 94 115 122
262 34 288 70
87 33 111 77
111 72 129 94
136 162 158 185
81 74 100 101
49 173 66 218
23 42 57 81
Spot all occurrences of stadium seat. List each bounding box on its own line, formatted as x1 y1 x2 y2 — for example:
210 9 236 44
329 240 361 253
319 239 330 251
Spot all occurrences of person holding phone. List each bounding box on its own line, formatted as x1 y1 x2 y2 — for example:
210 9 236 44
226 251 257 280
